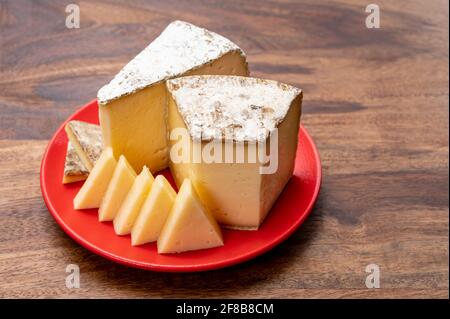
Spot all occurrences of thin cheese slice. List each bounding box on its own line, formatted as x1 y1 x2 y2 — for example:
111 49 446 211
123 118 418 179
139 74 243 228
65 120 103 171
131 175 177 246
63 141 89 184
157 179 223 254
63 174 88 184
113 166 154 235
73 148 117 209
98 155 137 222
63 120 102 184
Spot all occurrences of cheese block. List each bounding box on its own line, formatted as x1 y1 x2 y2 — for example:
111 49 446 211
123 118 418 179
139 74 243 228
63 141 89 184
157 179 223 254
131 175 177 246
65 120 102 171
98 155 137 222
166 75 302 230
73 148 117 209
113 166 154 235
98 20 249 173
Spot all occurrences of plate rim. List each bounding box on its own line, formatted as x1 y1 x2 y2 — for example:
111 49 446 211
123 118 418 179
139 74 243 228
40 99 322 272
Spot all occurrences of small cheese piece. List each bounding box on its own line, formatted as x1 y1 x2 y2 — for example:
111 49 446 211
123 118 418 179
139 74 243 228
157 179 223 254
113 166 154 235
98 20 248 173
63 141 89 184
166 75 302 230
65 120 103 171
98 155 137 222
131 175 177 246
73 148 117 209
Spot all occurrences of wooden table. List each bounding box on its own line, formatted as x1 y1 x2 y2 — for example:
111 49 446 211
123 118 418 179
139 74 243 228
0 0 448 299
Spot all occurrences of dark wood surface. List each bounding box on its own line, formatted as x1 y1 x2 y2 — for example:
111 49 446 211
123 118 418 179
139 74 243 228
0 0 448 298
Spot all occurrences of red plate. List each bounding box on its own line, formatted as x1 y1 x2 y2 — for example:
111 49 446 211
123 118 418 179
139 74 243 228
40 99 321 272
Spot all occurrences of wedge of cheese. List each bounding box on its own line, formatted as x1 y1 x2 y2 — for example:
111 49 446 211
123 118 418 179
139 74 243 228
131 175 177 246
65 120 102 171
98 20 249 173
157 179 223 254
63 141 89 184
73 148 117 209
98 155 137 222
166 75 302 230
113 166 154 235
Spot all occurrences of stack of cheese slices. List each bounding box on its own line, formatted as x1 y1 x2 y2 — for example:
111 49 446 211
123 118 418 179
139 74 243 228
63 120 102 184
69 20 303 254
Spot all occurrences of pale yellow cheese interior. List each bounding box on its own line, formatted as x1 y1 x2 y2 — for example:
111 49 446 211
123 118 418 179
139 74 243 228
259 96 302 224
98 155 137 222
157 179 223 254
99 51 248 173
113 166 154 235
131 175 176 246
167 93 302 230
73 148 117 209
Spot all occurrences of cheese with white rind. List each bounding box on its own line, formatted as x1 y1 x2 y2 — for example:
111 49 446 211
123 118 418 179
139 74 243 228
113 166 154 235
131 175 177 246
166 75 301 142
73 148 117 209
166 75 302 230
63 141 89 184
98 155 137 222
157 179 223 254
97 20 247 104
98 20 249 173
65 120 102 171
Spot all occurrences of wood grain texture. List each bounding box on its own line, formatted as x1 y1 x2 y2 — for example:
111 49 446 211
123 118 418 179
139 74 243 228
0 0 448 298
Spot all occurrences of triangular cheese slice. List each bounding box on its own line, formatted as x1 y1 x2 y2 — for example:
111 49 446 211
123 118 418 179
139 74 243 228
73 148 117 209
113 166 154 235
131 175 177 246
157 179 223 254
166 75 302 230
63 141 89 184
65 120 103 171
98 155 137 222
98 20 248 173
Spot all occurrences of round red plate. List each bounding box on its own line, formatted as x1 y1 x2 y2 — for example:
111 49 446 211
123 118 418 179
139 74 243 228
40 99 321 272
